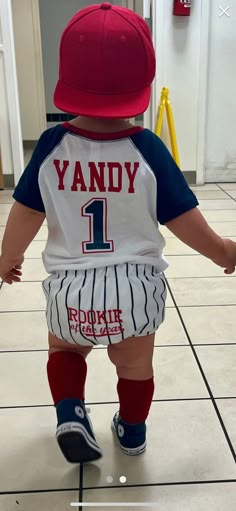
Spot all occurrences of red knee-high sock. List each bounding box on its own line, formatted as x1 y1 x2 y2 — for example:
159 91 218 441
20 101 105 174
117 377 154 424
47 351 87 406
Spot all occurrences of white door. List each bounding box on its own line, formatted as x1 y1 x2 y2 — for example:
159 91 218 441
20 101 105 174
205 2 236 182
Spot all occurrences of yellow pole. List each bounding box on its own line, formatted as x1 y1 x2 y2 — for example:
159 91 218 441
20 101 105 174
165 92 180 167
154 87 180 167
155 88 166 137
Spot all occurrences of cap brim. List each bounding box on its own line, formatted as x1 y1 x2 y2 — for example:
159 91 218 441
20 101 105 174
54 80 151 119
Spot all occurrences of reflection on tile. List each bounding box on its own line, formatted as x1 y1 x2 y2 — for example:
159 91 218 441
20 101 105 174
168 277 236 306
152 346 208 400
198 200 236 210
86 347 207 403
180 306 236 344
0 351 51 406
166 291 174 308
219 183 236 190
193 190 229 199
160 225 175 238
0 190 14 204
0 492 79 511
166 255 229 278
21 259 48 281
0 311 48 351
0 282 45 311
83 483 236 511
165 239 197 256
226 191 236 199
161 221 236 239
155 308 188 345
0 214 9 225
208 222 236 236
34 226 48 241
202 210 236 222
191 185 220 191
83 401 236 487
0 203 12 214
195 345 236 397
216 399 236 451
25 241 46 258
0 407 80 491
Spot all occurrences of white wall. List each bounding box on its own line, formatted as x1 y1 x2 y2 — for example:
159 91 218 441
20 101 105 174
0 38 13 176
154 0 206 176
205 1 236 182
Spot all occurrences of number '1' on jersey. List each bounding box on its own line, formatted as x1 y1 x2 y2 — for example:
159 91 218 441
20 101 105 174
13 124 198 273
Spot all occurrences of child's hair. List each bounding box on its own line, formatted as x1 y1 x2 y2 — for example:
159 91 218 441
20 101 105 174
54 3 156 119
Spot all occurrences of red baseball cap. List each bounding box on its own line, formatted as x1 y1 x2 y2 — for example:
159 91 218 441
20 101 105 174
54 2 156 118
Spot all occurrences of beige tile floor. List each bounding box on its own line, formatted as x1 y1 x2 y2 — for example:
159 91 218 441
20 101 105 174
0 184 236 510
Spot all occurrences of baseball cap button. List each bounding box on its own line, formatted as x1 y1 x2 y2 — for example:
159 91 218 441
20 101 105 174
100 3 112 9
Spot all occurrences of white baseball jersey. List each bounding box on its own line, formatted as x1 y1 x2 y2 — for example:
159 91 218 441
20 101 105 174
13 124 198 274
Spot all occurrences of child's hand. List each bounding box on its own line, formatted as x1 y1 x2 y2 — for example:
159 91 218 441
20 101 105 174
0 255 24 284
212 239 236 275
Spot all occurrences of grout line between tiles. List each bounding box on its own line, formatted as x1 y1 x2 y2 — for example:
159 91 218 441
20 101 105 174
77 478 236 492
0 343 235 355
165 275 236 279
217 185 236 203
3 275 236 283
168 303 236 308
0 345 187 353
1 220 236 228
79 464 84 511
168 275 236 280
0 478 236 496
0 309 45 313
1 397 236 411
165 278 236 464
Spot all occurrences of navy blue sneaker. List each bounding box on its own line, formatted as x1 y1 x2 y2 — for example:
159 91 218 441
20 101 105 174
55 398 102 463
112 412 146 455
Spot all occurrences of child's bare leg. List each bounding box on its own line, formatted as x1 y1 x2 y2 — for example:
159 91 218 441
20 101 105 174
48 331 93 358
108 334 154 380
108 334 155 426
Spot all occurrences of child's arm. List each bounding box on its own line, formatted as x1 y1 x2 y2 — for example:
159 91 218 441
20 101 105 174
165 207 236 274
0 201 46 284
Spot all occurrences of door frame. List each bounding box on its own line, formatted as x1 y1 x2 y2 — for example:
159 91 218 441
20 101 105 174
196 0 210 184
0 0 24 186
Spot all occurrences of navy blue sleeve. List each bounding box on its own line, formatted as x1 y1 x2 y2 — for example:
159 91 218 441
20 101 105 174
131 129 199 225
13 125 67 212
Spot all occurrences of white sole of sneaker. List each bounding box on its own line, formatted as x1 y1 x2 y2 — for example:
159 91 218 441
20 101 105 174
111 420 146 456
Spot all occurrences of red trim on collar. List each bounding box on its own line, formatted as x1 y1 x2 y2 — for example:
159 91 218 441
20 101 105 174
62 122 144 140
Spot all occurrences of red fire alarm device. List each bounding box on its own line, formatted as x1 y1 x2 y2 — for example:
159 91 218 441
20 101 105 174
173 0 192 16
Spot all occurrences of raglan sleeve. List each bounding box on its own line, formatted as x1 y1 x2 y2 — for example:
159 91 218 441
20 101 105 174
13 132 46 213
153 136 199 225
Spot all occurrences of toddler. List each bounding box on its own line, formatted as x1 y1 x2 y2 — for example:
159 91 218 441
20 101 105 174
1 3 236 464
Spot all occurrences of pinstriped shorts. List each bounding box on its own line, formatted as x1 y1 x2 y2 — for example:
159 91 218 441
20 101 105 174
42 263 167 347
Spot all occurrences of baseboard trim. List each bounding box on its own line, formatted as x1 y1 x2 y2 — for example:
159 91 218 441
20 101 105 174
1 174 15 189
183 171 196 185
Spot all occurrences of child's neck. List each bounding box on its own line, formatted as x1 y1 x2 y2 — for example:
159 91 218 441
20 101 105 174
68 116 134 133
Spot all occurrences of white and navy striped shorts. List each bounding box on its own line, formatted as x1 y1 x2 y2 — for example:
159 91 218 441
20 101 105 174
42 263 167 347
